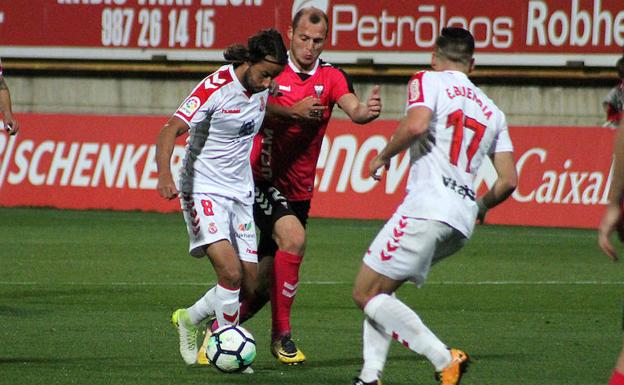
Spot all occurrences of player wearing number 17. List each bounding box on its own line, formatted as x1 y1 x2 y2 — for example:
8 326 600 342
351 27 517 385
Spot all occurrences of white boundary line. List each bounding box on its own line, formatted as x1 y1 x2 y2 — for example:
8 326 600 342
0 280 623 286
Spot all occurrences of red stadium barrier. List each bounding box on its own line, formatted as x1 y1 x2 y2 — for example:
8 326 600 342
0 113 615 229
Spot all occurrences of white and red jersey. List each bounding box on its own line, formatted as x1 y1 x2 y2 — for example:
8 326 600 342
399 70 513 238
250 57 353 201
174 64 268 205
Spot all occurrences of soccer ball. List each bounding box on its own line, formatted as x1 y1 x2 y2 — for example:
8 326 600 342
205 325 256 373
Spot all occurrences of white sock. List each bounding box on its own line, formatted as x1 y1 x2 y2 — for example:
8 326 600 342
359 318 390 382
364 293 452 371
215 284 240 326
187 286 217 325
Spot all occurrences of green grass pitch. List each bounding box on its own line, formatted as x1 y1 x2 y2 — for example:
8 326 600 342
0 207 622 385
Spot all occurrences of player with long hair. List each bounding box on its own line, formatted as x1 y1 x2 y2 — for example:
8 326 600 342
156 28 287 366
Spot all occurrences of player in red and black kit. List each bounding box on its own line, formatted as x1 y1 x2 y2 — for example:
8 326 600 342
243 7 382 364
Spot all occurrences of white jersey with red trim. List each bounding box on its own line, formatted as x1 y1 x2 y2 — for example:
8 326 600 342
398 70 513 238
174 64 268 205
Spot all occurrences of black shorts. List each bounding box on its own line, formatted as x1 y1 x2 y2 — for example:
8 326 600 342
253 182 310 257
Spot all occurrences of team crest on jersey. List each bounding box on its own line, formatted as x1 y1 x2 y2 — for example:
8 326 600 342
314 84 324 98
180 96 201 116
208 222 218 234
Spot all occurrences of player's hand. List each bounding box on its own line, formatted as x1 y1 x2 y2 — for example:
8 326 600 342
269 80 281 97
290 96 327 122
369 154 389 181
598 203 622 262
157 173 179 200
366 85 382 120
3 116 19 136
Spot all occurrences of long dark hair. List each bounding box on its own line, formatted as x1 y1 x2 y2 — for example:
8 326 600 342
223 29 287 67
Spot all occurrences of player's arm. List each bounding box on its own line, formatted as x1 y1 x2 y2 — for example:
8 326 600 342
476 151 517 222
598 120 624 261
369 106 430 180
266 97 326 123
156 116 189 200
0 76 18 135
337 85 382 124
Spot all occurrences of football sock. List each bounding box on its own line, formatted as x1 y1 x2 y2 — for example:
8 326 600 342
187 286 217 325
364 293 451 371
609 370 624 385
271 250 302 338
360 318 391 382
215 284 240 326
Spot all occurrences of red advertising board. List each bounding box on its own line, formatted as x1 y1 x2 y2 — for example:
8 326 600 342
0 0 622 66
0 113 615 229
310 121 615 230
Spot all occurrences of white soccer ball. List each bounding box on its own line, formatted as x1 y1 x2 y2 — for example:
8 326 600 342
205 325 256 373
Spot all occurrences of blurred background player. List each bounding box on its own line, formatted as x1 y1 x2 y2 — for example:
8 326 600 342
350 27 517 385
0 58 19 135
234 7 382 365
598 119 624 385
603 55 624 128
155 29 287 366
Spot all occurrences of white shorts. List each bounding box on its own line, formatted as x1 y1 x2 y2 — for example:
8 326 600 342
180 192 258 263
363 214 467 286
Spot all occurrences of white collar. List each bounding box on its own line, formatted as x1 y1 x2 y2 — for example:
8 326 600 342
288 54 319 76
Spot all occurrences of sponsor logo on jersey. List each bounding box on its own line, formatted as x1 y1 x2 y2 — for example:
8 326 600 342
222 108 240 114
179 96 201 117
246 248 258 255
239 120 255 137
278 84 291 92
208 222 218 234
238 222 253 232
260 128 273 180
442 175 476 201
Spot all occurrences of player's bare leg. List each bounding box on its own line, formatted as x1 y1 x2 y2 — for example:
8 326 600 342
205 240 243 326
174 240 242 365
352 264 469 385
270 214 306 364
196 259 258 365
239 255 273 323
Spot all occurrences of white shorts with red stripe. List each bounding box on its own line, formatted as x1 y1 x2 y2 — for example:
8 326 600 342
180 192 258 263
363 214 466 286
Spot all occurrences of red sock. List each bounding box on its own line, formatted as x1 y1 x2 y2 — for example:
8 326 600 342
610 370 624 385
271 250 303 338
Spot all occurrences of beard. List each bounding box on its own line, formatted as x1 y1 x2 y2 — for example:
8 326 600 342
242 69 261 94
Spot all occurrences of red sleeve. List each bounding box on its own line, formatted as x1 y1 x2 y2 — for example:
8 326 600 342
329 67 354 103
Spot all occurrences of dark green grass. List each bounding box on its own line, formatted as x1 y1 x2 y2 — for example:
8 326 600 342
0 207 622 385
